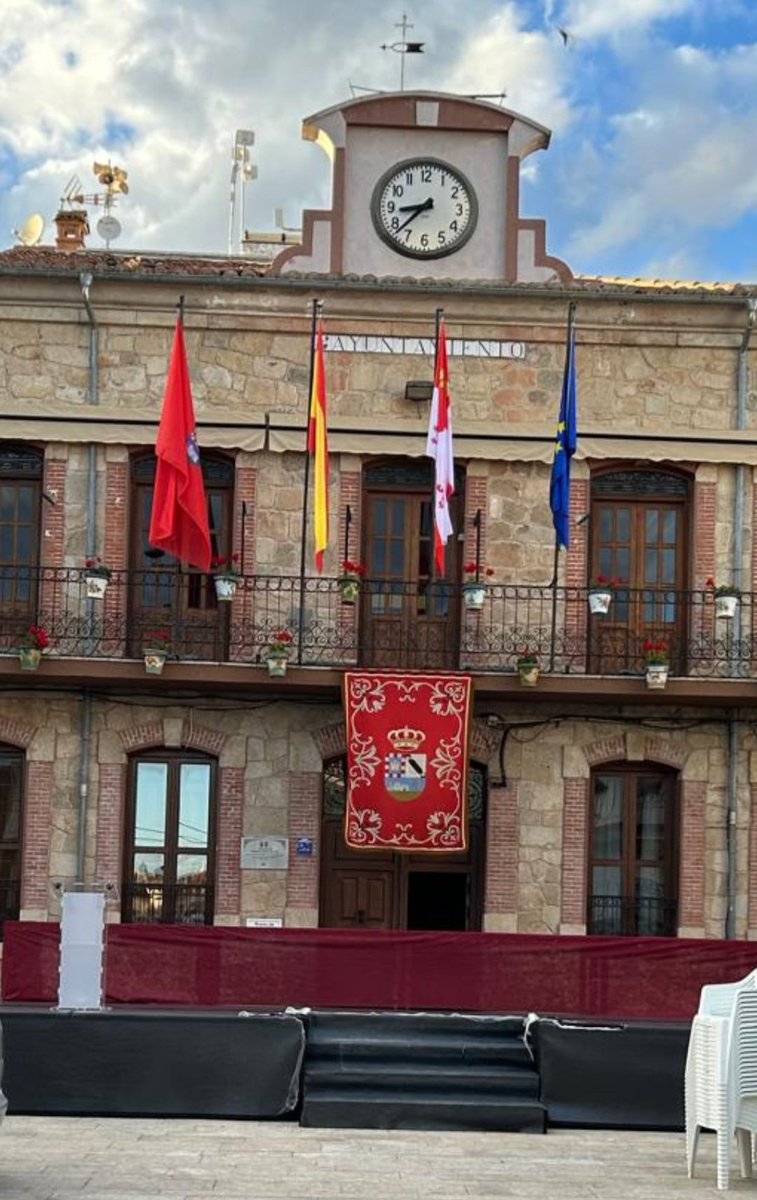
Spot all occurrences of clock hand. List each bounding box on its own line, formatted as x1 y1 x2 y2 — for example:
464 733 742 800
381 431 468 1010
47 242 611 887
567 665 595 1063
394 197 434 234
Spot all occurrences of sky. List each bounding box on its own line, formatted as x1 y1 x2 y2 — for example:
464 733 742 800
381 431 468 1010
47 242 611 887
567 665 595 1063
1 0 757 281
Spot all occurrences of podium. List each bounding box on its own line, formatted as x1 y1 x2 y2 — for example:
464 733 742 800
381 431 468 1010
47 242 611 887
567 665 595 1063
55 884 113 1011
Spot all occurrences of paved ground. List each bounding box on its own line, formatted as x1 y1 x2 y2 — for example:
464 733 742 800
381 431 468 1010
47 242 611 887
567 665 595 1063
0 1116 736 1199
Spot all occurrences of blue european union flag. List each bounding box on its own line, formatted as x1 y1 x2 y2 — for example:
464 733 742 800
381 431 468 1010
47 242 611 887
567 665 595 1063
549 320 578 549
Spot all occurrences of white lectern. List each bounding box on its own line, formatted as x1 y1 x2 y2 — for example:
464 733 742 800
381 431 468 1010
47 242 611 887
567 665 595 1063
55 884 110 1010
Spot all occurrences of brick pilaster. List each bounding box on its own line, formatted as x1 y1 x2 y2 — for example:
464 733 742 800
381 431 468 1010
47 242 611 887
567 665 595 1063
337 469 361 662
95 763 126 887
38 457 66 631
483 782 519 930
286 771 320 925
678 779 706 935
564 477 589 671
102 460 129 656
560 777 589 930
692 476 717 642
215 767 244 918
20 761 54 914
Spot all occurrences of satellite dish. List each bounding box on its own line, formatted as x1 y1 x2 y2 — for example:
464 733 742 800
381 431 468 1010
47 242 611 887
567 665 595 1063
96 215 121 244
15 214 44 246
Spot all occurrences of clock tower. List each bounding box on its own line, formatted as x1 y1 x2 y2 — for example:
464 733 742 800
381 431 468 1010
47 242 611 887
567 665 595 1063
270 91 571 283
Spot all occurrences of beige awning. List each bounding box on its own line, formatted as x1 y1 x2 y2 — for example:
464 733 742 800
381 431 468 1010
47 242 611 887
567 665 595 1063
0 406 266 452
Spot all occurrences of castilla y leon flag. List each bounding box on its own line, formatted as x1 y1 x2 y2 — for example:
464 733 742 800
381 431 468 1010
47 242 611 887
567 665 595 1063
344 672 473 852
148 315 212 571
425 319 454 574
308 320 329 572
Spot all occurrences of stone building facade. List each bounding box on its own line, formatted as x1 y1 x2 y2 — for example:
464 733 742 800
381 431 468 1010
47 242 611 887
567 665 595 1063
0 90 756 946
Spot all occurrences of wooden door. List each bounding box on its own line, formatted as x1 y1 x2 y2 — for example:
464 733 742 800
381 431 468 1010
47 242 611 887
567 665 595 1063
321 869 395 928
129 455 233 660
361 488 461 670
589 472 689 673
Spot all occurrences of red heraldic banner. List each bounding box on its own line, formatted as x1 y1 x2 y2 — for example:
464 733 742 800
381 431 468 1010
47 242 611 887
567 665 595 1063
344 672 473 852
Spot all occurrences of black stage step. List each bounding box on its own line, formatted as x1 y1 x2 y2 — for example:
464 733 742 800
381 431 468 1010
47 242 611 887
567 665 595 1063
300 1011 546 1133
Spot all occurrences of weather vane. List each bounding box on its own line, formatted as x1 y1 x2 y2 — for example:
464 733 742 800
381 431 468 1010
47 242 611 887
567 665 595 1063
61 161 130 248
381 13 424 91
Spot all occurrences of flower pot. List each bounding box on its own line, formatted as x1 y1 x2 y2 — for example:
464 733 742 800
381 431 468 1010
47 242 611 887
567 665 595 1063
143 650 167 676
645 663 669 690
339 577 361 605
267 656 288 678
518 664 539 688
85 574 109 600
715 593 739 619
19 647 41 671
462 583 487 611
588 590 612 615
214 576 237 602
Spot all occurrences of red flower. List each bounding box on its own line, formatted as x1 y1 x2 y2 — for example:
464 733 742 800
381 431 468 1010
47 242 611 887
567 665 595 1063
706 577 715 588
464 562 477 575
342 559 366 577
271 630 293 645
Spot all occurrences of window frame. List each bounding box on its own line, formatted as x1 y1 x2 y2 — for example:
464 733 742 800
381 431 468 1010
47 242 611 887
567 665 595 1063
122 748 218 926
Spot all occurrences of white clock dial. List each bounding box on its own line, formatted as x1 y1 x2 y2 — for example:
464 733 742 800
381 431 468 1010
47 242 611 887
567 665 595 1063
371 158 478 260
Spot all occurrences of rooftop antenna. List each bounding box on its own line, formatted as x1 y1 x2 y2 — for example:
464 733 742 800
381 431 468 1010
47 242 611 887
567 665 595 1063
381 13 425 91
228 128 256 255
13 213 45 246
64 162 129 248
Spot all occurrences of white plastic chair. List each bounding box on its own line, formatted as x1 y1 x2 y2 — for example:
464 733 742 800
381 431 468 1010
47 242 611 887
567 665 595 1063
686 985 757 1189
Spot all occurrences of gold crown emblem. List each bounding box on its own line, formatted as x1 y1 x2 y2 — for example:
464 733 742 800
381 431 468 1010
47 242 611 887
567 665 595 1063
388 726 425 752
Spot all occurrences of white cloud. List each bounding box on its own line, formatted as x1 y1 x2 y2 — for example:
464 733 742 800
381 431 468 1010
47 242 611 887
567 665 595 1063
559 0 694 41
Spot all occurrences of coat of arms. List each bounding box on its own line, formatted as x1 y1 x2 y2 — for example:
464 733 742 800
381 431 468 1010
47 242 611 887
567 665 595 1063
384 726 427 800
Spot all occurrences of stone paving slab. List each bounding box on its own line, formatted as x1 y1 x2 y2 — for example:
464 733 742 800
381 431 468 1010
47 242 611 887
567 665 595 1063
0 1116 734 1199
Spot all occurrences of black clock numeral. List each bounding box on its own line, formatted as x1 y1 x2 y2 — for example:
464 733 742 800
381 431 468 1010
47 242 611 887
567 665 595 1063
403 229 412 242
450 220 458 233
437 231 446 245
420 167 432 183
440 174 447 187
451 186 460 198
455 203 464 217
392 184 404 197
405 171 414 185
390 217 400 230
387 201 395 213
420 233 429 248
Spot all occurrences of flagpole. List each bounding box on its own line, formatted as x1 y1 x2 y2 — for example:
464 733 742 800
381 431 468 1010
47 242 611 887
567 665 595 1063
297 298 322 665
549 301 577 671
430 307 443 584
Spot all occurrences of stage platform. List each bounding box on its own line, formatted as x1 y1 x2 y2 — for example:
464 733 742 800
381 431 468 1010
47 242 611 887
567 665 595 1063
0 1004 690 1132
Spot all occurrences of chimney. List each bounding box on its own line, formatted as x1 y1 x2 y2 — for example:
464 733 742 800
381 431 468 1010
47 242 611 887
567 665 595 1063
54 209 90 250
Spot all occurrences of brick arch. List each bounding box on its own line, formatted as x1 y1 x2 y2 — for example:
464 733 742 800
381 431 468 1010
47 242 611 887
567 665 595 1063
117 720 227 757
582 733 688 772
0 715 36 749
312 722 346 762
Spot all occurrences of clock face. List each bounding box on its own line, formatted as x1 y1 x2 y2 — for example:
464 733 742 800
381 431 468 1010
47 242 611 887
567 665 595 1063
371 157 478 260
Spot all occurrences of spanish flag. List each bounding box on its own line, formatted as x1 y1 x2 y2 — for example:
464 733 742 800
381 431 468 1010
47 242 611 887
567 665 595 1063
308 320 329 571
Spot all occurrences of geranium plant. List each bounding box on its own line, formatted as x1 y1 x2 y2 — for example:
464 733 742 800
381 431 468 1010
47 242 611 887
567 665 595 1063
341 559 366 579
588 574 621 593
143 630 172 652
464 562 495 583
84 556 112 580
211 553 241 578
516 648 539 667
266 629 294 658
643 639 668 665
705 576 740 597
20 625 50 651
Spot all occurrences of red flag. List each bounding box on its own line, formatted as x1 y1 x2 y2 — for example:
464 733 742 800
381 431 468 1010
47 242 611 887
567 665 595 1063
307 320 329 572
425 319 454 574
148 317 212 571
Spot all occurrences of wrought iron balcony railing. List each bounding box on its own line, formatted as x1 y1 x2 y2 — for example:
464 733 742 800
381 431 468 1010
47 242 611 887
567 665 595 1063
0 564 753 677
122 881 213 926
0 878 20 938
588 895 678 938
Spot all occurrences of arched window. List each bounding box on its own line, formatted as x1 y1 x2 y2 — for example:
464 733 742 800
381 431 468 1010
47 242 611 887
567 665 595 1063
587 763 678 937
0 445 43 642
589 466 692 673
122 750 217 925
128 452 235 659
320 755 485 930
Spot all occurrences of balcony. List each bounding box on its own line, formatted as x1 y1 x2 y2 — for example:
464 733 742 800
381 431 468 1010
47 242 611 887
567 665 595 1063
0 566 753 687
588 895 678 938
